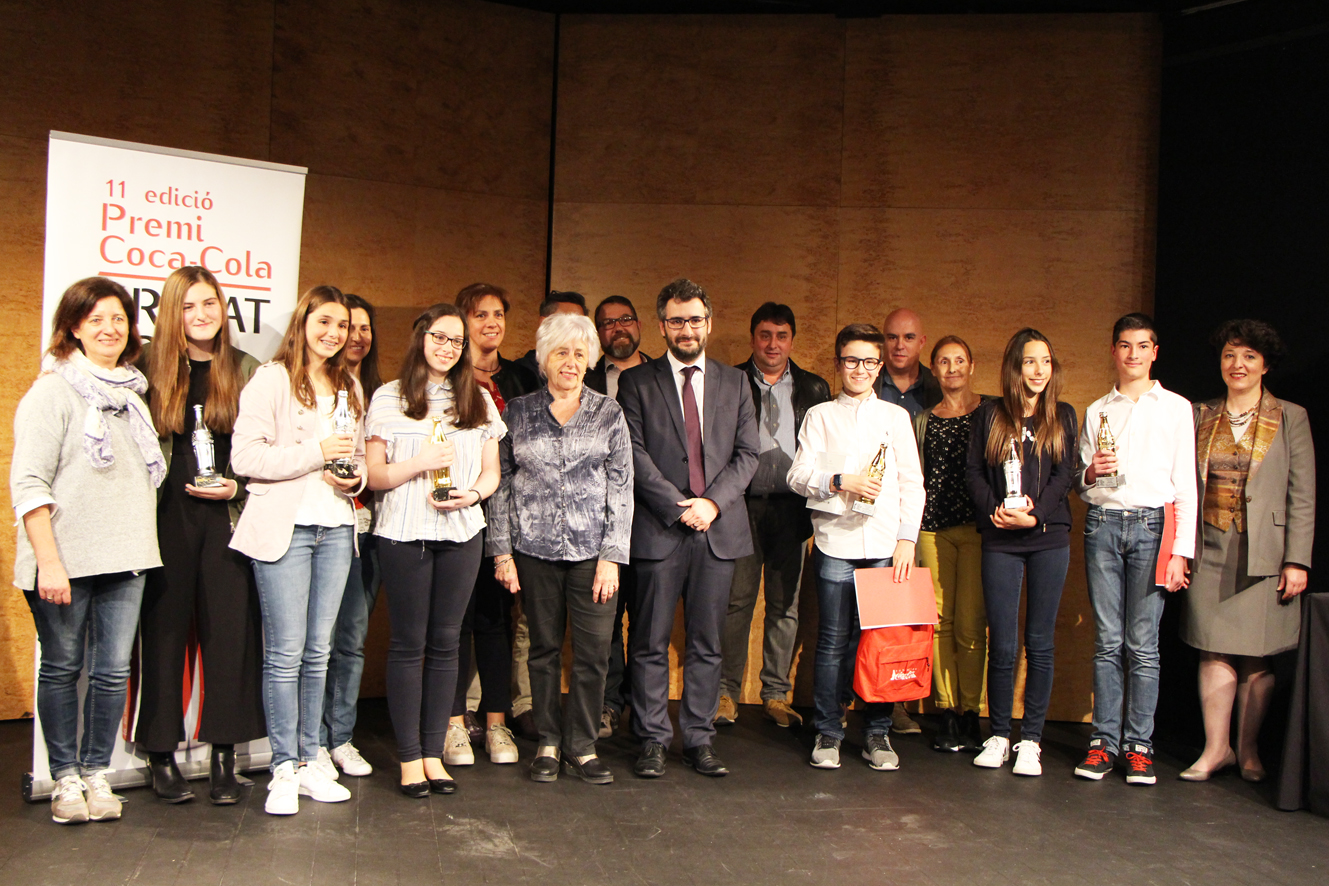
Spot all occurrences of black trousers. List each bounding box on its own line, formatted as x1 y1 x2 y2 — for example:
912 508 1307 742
602 562 638 715
452 529 514 717
380 535 483 761
630 533 735 750
517 554 618 756
136 497 264 753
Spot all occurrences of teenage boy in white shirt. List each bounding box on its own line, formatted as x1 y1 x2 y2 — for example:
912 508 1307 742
1073 313 1197 785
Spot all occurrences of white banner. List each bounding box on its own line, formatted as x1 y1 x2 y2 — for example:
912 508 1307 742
28 132 308 800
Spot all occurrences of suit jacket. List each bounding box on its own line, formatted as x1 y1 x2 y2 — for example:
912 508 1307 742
617 355 760 561
585 352 650 396
1193 390 1315 576
229 362 367 562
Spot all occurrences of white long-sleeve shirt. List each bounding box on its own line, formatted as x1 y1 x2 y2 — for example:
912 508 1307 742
1077 381 1198 559
786 392 925 560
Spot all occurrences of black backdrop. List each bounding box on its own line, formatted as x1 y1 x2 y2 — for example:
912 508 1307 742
1152 0 1329 760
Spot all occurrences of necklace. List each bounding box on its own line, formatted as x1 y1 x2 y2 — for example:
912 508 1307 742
473 362 499 374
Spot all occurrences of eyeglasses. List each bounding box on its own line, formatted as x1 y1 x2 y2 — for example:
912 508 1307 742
597 315 638 330
663 316 709 330
838 356 883 370
427 332 467 350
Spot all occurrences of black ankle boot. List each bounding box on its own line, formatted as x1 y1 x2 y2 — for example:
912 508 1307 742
209 744 241 805
960 710 984 752
149 752 195 803
931 709 964 752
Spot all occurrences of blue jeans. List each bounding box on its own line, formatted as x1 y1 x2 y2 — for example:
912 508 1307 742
1083 506 1165 752
321 533 380 749
812 549 893 741
252 525 354 770
25 572 145 779
982 546 1070 744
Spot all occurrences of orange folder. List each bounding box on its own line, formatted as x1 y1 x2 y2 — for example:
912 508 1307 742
1154 502 1177 586
854 566 938 629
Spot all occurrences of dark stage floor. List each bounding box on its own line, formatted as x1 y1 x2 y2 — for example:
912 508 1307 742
2 700 1325 886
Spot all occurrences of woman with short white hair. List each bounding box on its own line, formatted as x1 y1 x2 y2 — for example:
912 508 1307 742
488 312 634 785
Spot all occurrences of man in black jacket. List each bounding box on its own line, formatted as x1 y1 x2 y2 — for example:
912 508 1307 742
716 303 830 728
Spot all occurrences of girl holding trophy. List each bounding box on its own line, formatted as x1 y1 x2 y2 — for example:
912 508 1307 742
364 304 505 798
138 266 265 805
965 328 1078 777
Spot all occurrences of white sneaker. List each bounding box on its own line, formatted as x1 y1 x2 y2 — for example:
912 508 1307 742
444 722 475 766
298 761 352 802
331 742 373 777
313 747 340 781
1012 740 1043 777
973 735 1011 769
50 774 89 824
265 761 300 815
485 723 519 764
83 770 122 821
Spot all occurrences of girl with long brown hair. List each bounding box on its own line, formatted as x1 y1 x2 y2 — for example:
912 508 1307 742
137 266 265 806
964 328 1078 777
229 284 366 816
365 303 504 796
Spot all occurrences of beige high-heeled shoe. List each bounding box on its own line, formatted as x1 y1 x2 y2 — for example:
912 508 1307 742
1178 748 1237 781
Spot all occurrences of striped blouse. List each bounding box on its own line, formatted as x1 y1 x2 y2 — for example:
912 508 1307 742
366 379 506 543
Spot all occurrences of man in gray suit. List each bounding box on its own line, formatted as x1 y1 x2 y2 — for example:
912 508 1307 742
617 278 760 778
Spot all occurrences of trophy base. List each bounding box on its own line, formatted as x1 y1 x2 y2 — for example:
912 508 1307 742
851 500 876 516
325 461 358 480
431 486 454 502
193 474 226 488
1003 495 1027 509
1094 474 1125 489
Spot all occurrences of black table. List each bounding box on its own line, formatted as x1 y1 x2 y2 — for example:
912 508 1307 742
1277 591 1329 815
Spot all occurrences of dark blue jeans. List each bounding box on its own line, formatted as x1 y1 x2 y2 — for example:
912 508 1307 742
812 549 892 741
26 571 146 779
982 546 1070 744
321 533 380 750
1083 506 1165 753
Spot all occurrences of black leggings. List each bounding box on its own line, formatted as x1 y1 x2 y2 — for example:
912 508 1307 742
452 554 514 717
380 535 483 762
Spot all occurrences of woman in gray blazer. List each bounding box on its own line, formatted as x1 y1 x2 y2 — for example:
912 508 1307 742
1180 319 1315 783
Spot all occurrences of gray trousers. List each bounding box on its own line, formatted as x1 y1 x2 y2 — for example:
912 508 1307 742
720 494 808 701
517 554 617 757
630 532 735 750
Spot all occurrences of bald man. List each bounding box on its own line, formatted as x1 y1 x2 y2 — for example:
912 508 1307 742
874 309 942 418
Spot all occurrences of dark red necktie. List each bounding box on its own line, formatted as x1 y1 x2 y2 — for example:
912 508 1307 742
681 365 706 497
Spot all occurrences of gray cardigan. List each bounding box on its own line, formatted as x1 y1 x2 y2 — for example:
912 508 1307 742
10 373 161 589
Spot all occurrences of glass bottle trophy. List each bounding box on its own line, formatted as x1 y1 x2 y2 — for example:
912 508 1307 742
429 416 454 501
851 443 889 516
325 389 358 479
1093 411 1124 488
1002 439 1026 508
191 404 225 488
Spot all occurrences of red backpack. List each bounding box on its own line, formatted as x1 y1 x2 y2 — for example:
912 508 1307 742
853 624 934 703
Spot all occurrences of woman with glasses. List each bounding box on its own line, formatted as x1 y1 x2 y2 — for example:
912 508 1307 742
787 323 925 773
365 304 505 797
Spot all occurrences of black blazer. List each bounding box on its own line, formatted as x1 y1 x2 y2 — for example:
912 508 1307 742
617 356 760 561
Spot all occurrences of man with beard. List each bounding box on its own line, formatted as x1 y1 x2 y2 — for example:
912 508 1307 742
588 295 652 737
617 278 759 778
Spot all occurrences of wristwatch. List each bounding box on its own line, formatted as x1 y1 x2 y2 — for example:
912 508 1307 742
832 473 842 493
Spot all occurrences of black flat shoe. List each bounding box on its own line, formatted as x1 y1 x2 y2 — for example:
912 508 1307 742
399 781 430 798
429 777 458 794
932 710 964 753
634 741 667 778
563 754 614 785
149 752 196 803
209 745 241 805
530 755 560 783
682 744 729 777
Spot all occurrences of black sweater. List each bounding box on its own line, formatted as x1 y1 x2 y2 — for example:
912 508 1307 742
965 399 1079 553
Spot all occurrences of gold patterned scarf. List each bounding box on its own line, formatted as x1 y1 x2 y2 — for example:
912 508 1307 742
1197 387 1283 488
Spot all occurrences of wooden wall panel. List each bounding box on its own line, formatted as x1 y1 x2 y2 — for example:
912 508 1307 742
0 0 554 719
555 13 1161 722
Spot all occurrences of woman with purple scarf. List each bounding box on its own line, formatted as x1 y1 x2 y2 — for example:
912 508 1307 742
11 277 166 825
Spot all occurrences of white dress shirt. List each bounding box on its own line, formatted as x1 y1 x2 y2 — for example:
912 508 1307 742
1077 381 1198 559
786 392 925 560
665 349 705 435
